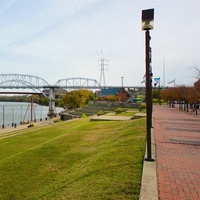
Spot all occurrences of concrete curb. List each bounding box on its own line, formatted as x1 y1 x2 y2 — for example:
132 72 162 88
139 125 158 200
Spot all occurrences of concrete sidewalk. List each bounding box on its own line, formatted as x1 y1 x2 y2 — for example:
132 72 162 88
153 105 200 200
0 117 59 136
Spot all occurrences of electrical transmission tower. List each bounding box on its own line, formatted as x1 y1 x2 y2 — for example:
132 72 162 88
99 58 109 87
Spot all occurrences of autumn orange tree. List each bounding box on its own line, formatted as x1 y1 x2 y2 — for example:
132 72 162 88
161 87 179 107
161 86 199 113
176 86 189 110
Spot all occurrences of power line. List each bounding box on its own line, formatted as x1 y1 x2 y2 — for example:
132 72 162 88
48 0 92 65
37 0 93 67
58 0 94 61
78 0 98 56
82 0 102 58
38 0 107 80
72 1 92 49
72 0 100 60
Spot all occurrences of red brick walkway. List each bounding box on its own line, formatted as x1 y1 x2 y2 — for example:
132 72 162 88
153 105 200 200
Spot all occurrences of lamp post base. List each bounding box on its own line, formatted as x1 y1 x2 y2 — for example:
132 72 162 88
145 158 155 162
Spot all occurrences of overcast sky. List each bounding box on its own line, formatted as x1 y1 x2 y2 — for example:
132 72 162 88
0 0 199 87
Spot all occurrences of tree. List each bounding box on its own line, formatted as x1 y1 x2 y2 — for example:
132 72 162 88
161 86 200 113
152 89 160 99
194 66 200 79
61 90 95 110
161 87 179 107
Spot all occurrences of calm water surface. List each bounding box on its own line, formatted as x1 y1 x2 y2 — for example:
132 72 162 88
0 102 63 128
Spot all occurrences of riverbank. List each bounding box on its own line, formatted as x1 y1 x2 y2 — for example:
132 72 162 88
0 117 60 137
0 101 64 128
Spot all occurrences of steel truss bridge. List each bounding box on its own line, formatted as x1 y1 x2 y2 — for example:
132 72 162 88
0 74 144 117
0 74 144 90
0 74 102 91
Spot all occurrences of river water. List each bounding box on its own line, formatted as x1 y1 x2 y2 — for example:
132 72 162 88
0 102 64 128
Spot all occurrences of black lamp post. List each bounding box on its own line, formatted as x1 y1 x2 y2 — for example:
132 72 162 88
142 8 154 161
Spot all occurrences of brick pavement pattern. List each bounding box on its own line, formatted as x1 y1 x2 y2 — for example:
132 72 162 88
153 105 200 200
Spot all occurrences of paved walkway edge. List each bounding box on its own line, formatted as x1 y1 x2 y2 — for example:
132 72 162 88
139 125 158 200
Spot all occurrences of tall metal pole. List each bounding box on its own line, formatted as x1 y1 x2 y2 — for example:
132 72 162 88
121 77 124 88
145 30 154 161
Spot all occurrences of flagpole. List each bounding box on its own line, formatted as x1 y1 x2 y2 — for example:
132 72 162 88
159 76 161 88
163 59 165 87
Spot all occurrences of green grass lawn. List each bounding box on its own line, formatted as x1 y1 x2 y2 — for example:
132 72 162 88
117 110 138 117
0 118 146 200
105 109 139 117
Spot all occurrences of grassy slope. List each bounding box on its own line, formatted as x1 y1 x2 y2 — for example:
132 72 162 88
0 118 146 200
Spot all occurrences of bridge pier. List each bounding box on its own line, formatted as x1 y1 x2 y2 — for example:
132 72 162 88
47 87 57 118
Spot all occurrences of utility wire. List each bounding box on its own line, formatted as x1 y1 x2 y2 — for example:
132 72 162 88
48 0 91 66
38 0 107 81
78 0 98 57
72 0 97 59
58 0 94 61
82 0 103 59
37 0 91 67
82 0 100 57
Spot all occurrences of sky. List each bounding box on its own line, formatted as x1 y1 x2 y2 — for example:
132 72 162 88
0 0 199 87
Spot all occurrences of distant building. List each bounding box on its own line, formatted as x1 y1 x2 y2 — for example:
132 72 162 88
98 87 130 101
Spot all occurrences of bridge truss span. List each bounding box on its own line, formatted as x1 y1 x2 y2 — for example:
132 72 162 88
0 74 50 89
54 77 102 89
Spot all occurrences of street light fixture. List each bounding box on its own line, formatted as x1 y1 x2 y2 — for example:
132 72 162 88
142 9 154 31
142 8 154 162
